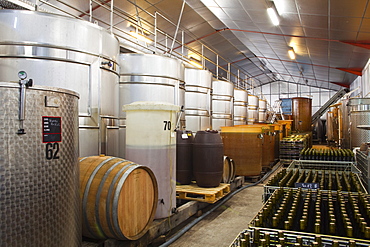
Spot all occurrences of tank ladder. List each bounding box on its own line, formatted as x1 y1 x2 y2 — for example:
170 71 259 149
268 100 284 123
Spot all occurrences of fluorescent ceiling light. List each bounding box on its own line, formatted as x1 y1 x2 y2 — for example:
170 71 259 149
129 31 152 43
274 0 286 15
288 49 296 60
267 7 279 25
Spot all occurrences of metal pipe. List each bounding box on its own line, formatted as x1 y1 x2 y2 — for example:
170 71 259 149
89 0 92 22
237 70 240 88
201 44 204 68
169 0 186 56
127 0 155 17
39 0 83 19
228 63 230 81
216 55 219 78
181 30 184 57
154 12 157 52
110 0 113 33
19 81 26 122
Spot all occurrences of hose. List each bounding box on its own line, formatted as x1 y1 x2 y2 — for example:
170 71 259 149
159 162 282 247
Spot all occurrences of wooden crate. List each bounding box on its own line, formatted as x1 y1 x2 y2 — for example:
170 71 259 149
176 182 230 203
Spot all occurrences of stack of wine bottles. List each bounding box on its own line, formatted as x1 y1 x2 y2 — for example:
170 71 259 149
266 169 364 193
253 189 370 238
230 228 361 247
300 148 354 161
230 188 370 246
279 134 311 164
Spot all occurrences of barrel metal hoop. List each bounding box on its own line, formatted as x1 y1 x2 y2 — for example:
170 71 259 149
105 162 137 239
95 159 129 238
79 156 93 162
112 164 141 239
82 156 116 238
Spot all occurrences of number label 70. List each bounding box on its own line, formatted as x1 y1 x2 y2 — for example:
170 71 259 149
163 121 171 130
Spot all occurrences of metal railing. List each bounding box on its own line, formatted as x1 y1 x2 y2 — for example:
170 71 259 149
3 0 278 91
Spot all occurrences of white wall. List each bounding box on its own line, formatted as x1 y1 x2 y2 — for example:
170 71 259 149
255 81 337 118
350 76 362 97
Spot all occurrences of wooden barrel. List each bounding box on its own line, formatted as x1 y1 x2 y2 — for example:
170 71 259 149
79 155 158 240
221 156 236 183
193 130 224 187
229 158 236 182
221 156 231 183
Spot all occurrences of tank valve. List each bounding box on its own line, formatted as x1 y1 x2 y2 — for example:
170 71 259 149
175 105 184 131
17 71 32 135
171 207 178 214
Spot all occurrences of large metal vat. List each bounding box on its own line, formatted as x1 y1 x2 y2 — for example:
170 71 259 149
184 68 212 132
326 108 335 142
341 97 351 148
292 97 312 132
0 10 120 157
123 102 179 219
0 82 80 246
119 54 185 157
258 99 267 123
247 94 259 124
326 103 341 145
212 79 234 130
349 98 370 148
234 88 248 125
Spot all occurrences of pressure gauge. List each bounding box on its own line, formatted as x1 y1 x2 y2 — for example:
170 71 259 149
18 71 27 80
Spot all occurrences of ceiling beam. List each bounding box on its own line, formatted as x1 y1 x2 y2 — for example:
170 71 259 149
341 41 370 50
336 68 362 76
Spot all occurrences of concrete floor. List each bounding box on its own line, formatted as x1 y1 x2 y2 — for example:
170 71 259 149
169 184 265 247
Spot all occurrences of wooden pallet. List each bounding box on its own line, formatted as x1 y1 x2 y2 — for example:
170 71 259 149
176 182 230 203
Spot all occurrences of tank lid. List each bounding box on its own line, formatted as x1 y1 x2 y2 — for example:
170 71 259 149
123 101 180 112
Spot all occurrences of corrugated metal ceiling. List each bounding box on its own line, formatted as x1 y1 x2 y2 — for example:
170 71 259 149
2 0 370 91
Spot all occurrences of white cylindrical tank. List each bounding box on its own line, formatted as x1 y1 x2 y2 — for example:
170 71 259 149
184 68 212 132
234 88 248 126
212 79 234 130
349 98 370 148
123 101 180 219
0 82 80 246
247 94 259 124
0 10 120 157
119 53 185 158
258 99 267 123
